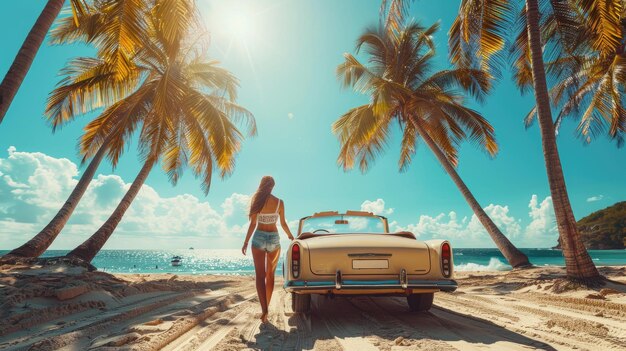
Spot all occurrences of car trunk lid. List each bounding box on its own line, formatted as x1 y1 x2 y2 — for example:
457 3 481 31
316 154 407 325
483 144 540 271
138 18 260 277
303 234 431 276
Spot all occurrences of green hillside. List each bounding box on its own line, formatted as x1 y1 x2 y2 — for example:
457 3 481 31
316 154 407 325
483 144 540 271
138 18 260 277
575 201 626 249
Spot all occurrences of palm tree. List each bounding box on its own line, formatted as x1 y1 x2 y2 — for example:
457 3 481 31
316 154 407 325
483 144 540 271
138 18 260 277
450 0 601 283
3 0 178 260
63 3 255 263
334 21 531 268
0 0 91 125
2 0 153 259
0 0 64 125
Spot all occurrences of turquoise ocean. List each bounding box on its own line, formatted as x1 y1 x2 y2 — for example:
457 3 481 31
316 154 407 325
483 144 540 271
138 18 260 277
1 249 624 275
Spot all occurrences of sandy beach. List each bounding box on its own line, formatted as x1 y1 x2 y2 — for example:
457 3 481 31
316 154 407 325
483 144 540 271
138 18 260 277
1 263 624 351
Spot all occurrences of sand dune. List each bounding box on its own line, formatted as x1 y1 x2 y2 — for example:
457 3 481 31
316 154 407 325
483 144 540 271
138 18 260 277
1 264 624 350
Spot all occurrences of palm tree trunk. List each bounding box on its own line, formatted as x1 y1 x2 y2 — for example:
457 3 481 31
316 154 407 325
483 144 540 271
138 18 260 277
524 0 600 282
66 160 154 263
5 141 109 258
410 118 531 268
0 0 65 125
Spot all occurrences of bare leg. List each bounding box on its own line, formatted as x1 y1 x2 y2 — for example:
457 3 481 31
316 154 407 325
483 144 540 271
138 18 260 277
251 247 268 320
265 247 281 309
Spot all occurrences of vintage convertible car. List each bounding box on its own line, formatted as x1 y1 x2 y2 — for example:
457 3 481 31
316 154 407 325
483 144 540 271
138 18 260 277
283 210 457 313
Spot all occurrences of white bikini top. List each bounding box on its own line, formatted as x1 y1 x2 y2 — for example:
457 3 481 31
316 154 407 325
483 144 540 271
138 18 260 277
257 199 281 225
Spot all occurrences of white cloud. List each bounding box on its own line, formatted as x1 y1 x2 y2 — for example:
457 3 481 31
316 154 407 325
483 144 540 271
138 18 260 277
287 112 294 119
0 147 79 223
522 195 558 247
0 147 260 250
586 195 604 202
360 198 394 215
221 193 251 218
381 196 557 248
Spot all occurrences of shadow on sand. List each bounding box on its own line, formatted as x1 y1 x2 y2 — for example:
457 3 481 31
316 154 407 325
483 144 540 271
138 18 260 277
246 294 556 351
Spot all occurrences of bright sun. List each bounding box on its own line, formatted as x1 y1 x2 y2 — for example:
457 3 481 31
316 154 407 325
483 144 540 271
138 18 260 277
206 1 261 47
228 8 256 41
203 0 270 74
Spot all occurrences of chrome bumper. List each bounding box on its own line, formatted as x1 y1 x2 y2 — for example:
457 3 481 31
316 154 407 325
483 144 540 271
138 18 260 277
284 278 458 293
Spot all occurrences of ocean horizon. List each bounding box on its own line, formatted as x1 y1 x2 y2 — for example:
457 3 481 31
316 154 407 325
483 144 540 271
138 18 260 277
2 248 624 275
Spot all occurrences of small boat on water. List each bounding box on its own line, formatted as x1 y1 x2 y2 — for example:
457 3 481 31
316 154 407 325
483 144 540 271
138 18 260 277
171 256 182 266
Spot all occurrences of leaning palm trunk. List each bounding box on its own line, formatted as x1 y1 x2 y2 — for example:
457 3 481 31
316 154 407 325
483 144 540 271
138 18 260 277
66 160 154 262
410 118 531 268
0 0 65 125
5 140 110 258
524 0 600 282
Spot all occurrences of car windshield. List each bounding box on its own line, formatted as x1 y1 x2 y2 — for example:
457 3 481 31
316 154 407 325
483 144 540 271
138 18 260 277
300 215 387 234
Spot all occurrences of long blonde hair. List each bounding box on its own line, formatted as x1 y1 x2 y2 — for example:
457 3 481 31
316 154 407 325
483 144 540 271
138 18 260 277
249 176 275 218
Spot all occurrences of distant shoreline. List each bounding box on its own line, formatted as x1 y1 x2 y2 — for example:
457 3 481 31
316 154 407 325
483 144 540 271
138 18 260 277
2 248 625 274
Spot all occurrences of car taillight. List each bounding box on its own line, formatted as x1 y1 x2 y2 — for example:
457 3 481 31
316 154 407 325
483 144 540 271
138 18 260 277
292 244 300 278
441 242 451 278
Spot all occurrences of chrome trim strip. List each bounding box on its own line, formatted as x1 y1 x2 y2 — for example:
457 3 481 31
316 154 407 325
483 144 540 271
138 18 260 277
347 253 392 257
284 279 457 292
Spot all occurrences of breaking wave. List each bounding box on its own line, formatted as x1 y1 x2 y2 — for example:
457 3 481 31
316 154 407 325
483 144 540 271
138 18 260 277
455 257 511 271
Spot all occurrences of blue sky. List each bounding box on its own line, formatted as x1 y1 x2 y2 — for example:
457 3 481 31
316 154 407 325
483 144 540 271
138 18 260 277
0 0 624 250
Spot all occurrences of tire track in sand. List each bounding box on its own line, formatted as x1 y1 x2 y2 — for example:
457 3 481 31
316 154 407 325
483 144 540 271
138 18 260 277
373 296 552 351
312 295 380 351
193 306 254 350
160 291 258 351
435 291 625 351
279 291 314 350
210 285 289 351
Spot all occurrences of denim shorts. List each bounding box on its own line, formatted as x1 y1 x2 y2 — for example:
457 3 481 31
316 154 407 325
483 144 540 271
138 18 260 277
251 230 280 252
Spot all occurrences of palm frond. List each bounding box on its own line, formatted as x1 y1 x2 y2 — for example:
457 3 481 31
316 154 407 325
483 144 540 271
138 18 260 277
524 105 538 129
46 57 141 130
421 68 492 103
576 0 623 55
332 105 392 172
203 95 257 136
80 87 151 166
337 54 381 92
450 0 512 74
398 118 418 172
69 0 89 26
380 0 413 34
154 0 199 57
186 60 240 100
50 6 102 45
356 26 390 72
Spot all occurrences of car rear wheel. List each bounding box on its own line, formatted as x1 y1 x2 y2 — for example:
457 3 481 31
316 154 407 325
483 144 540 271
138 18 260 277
407 293 434 312
291 293 311 313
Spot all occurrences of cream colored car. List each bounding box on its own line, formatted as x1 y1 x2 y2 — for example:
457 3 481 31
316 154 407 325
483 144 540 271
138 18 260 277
283 210 457 313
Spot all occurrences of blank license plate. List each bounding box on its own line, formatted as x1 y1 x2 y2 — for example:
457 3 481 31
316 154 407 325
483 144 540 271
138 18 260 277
352 259 389 269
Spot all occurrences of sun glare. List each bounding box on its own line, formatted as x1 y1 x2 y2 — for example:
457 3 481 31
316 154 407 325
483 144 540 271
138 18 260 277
228 8 256 41
205 1 263 52
203 0 272 80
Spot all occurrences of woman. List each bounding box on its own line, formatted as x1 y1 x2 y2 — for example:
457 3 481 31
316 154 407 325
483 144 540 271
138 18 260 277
242 176 294 323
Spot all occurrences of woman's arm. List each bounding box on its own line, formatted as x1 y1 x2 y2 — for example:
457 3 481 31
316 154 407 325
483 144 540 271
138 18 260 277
279 200 295 240
242 214 257 255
